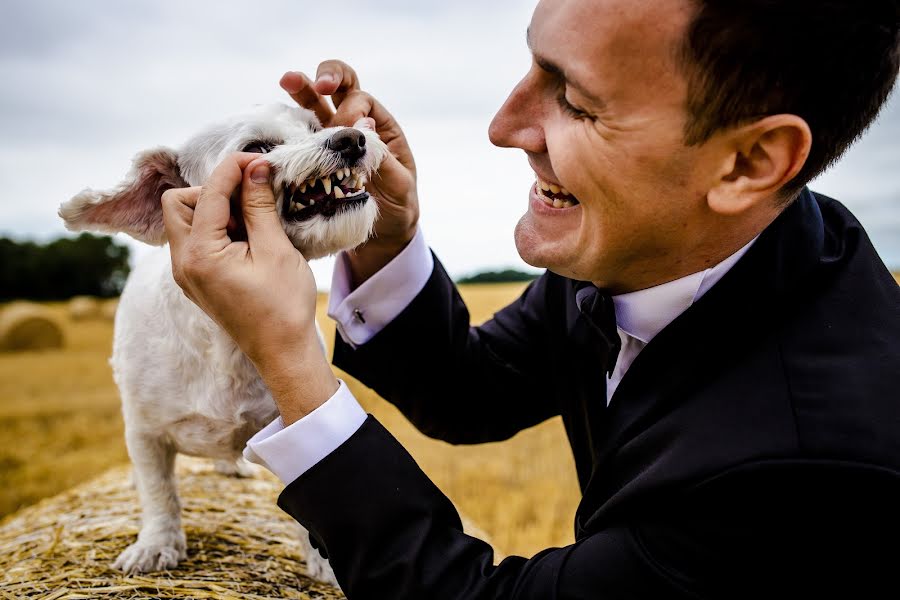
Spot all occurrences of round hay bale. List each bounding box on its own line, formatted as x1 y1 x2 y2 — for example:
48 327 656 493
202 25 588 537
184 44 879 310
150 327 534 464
0 302 64 352
69 296 101 321
101 298 120 321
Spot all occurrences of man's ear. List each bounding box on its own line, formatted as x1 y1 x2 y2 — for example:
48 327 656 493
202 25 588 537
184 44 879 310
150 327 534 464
707 115 812 216
59 148 187 245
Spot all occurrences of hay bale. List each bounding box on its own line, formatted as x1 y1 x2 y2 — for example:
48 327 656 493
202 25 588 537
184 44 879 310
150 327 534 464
0 457 344 599
0 302 64 352
0 456 503 598
101 298 119 321
69 296 101 321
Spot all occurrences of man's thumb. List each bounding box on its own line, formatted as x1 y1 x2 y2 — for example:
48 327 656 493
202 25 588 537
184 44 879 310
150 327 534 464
241 160 288 248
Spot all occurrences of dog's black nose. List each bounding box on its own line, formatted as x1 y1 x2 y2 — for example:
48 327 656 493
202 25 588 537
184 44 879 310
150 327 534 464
328 128 367 162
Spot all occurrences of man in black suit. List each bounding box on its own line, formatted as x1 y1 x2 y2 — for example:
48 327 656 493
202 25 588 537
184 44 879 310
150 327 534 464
163 0 900 597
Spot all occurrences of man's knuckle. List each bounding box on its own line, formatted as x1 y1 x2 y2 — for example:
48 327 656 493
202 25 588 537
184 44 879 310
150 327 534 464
162 188 184 210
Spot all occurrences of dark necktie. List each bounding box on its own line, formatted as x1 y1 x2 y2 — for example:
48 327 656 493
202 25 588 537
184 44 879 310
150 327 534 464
575 283 621 377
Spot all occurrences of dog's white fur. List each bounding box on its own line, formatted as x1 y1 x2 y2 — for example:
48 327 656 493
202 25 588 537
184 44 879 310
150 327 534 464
59 103 388 586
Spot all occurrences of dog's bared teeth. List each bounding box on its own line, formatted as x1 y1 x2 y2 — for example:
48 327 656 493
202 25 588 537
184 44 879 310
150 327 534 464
323 177 332 195
334 187 345 199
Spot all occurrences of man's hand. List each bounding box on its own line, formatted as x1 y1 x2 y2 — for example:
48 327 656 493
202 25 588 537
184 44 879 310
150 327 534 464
162 153 338 424
281 62 419 287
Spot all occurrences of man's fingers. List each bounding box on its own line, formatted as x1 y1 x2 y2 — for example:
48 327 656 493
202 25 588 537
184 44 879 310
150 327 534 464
335 90 400 138
161 186 201 257
240 158 293 252
332 89 375 129
281 71 333 125
192 153 260 244
314 60 361 106
334 91 415 171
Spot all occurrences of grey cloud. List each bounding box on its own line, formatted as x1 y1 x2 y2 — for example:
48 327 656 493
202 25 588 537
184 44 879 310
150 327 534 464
0 1 159 59
1 0 898 276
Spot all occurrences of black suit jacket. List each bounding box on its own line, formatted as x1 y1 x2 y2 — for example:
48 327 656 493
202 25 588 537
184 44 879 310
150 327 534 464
278 190 900 599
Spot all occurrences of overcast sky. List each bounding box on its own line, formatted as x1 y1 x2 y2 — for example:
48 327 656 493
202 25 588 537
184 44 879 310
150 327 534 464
2 0 898 290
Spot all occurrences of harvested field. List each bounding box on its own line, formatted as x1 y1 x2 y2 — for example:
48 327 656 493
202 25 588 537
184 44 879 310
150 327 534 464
0 283 582 565
68 296 102 321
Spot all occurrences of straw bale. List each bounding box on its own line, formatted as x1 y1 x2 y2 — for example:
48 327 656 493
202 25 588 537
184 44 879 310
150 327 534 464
100 298 119 321
0 457 344 599
68 296 102 321
1 456 502 598
0 302 64 352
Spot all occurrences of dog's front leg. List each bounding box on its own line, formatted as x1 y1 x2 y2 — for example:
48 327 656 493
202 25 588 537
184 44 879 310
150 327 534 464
113 431 187 574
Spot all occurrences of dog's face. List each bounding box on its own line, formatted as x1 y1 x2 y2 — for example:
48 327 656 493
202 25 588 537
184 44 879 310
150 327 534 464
59 103 388 260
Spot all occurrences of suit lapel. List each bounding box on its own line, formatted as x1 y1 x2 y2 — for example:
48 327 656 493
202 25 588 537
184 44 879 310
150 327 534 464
573 190 826 536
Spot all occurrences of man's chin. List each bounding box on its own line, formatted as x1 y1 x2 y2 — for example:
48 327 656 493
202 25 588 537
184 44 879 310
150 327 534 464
514 215 565 271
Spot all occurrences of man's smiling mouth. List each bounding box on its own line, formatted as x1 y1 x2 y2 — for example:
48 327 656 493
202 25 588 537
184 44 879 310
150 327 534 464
535 177 580 208
283 168 370 221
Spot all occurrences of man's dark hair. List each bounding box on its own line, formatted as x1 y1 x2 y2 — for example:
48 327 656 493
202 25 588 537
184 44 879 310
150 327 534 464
679 1 900 197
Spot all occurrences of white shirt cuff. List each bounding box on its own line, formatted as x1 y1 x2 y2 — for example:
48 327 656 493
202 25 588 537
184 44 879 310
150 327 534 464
242 380 366 485
328 226 434 347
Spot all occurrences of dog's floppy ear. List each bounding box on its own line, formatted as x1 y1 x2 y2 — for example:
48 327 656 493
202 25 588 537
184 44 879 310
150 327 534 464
59 148 187 245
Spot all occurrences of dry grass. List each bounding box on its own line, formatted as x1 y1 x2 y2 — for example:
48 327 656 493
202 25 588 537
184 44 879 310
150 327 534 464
0 283 582 562
0 302 127 518
0 457 345 599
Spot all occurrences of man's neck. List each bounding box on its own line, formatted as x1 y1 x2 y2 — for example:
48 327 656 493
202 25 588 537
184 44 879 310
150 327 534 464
593 213 776 294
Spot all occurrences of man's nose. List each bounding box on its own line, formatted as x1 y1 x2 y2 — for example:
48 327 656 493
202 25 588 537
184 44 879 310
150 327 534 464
328 128 367 162
488 74 545 153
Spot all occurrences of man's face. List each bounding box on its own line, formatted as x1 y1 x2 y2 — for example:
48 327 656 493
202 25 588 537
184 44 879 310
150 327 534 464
489 0 710 289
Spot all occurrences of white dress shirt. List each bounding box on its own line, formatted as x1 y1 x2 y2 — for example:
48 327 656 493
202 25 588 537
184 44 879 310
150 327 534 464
244 227 756 484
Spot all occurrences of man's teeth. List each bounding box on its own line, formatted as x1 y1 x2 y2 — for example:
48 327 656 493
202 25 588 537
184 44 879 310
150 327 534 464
285 169 369 213
536 177 577 208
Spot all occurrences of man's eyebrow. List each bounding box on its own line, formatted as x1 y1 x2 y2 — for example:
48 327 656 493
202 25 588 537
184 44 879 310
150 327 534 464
526 26 605 108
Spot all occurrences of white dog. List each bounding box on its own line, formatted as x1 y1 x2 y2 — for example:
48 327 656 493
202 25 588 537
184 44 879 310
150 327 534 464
58 103 388 585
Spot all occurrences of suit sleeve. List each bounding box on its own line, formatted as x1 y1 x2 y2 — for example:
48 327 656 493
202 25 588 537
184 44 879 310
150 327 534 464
280 417 900 599
332 255 564 444
278 416 697 600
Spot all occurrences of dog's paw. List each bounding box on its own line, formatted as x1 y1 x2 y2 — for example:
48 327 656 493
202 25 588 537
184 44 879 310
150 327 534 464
305 551 339 587
113 531 187 574
214 457 255 478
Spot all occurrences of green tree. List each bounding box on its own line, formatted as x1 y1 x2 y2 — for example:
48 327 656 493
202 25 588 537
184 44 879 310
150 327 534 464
457 269 539 284
0 233 130 301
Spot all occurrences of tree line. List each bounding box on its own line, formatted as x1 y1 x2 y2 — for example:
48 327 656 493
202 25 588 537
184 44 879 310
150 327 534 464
0 233 130 301
457 269 539 284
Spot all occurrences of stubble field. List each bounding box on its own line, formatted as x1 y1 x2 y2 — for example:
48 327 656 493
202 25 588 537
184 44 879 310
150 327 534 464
0 283 582 560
